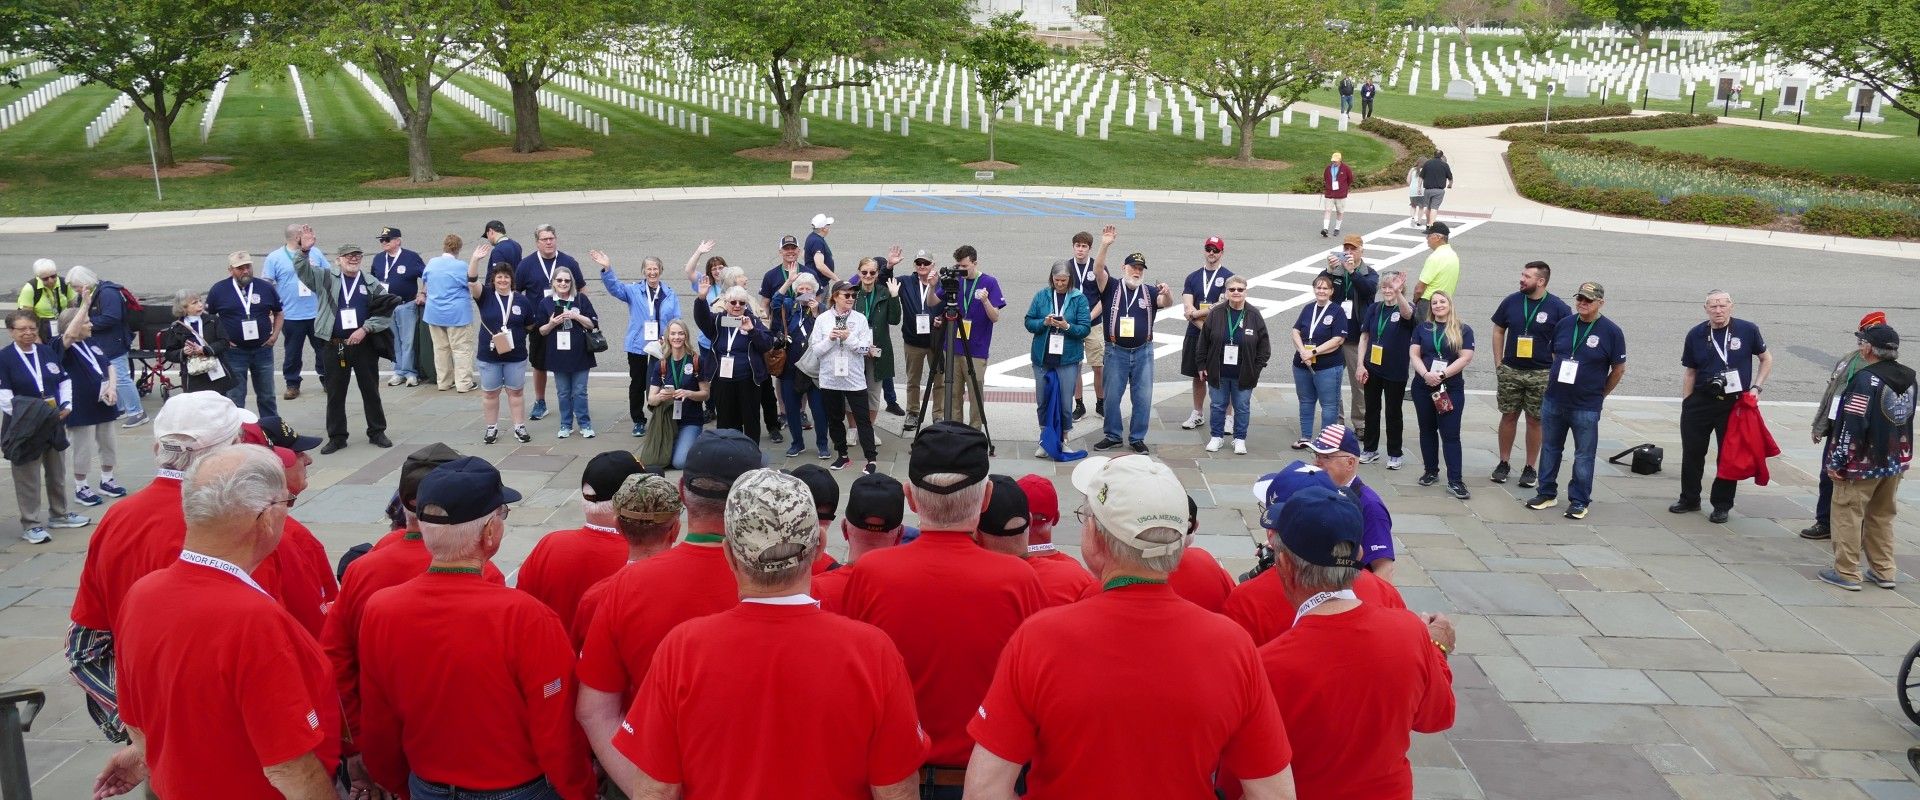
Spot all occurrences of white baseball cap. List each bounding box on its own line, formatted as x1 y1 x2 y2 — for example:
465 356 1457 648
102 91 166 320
154 391 257 453
810 213 834 229
1070 455 1188 558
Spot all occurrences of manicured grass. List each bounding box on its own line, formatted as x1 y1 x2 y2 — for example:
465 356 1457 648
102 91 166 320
1595 125 1920 183
0 65 1392 216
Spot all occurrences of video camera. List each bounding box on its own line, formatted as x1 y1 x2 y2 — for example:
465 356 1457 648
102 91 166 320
938 265 968 320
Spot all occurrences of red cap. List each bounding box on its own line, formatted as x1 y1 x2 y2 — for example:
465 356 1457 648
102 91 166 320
239 422 269 447
1203 236 1225 253
270 445 298 469
1015 474 1060 538
1860 311 1887 330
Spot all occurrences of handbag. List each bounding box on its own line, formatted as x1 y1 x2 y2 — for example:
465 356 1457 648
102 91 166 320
795 338 825 380
1430 388 1455 415
186 355 219 376
1609 444 1664 475
586 327 609 353
764 345 787 377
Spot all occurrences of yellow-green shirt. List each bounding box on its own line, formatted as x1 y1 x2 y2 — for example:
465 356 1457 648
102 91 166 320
1418 244 1460 299
15 279 77 321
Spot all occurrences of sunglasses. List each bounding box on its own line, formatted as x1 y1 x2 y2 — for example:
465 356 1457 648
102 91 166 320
1575 296 1597 303
727 300 747 306
1204 247 1222 253
858 271 878 276
1225 287 1246 292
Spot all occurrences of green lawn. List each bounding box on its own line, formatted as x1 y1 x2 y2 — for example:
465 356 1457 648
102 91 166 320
0 65 1393 216
1595 125 1920 183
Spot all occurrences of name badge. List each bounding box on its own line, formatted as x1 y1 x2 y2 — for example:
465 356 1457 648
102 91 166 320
1118 317 1137 339
556 330 572 350
297 282 312 298
1369 344 1384 365
719 357 736 379
644 321 660 341
1721 370 1743 394
1047 333 1064 355
207 360 227 381
1223 344 1240 366
961 320 973 340
241 320 261 341
1340 300 1354 320
1515 336 1534 359
339 309 359 329
672 399 684 420
835 354 851 377
1198 301 1211 315
1828 396 1842 420
1557 360 1579 384
916 314 931 334
1431 358 1449 376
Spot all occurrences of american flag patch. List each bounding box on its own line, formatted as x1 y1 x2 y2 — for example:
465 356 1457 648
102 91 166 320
542 677 563 699
305 710 320 730
1845 394 1871 417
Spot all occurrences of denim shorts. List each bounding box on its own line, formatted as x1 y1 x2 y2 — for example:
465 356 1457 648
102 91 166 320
477 358 528 392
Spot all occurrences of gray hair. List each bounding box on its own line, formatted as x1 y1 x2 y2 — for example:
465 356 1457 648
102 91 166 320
57 307 81 332
283 223 304 244
914 475 988 530
1281 541 1360 593
534 223 557 238
173 289 205 319
581 498 615 517
683 490 728 526
1093 524 1185 573
1047 261 1073 284
642 256 665 272
1380 269 1404 285
616 515 678 548
181 445 286 528
419 513 493 562
66 266 98 289
1872 344 1900 361
32 259 56 278
721 285 754 306
792 272 819 292
1705 289 1731 303
718 266 748 290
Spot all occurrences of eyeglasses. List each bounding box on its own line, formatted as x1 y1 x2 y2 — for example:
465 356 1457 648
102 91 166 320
1073 506 1095 527
858 271 878 277
1225 287 1246 293
256 495 296 519
9 326 36 333
39 275 58 282
536 237 557 243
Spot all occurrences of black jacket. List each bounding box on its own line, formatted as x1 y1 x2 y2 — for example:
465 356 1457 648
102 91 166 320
3 396 68 463
1195 303 1272 387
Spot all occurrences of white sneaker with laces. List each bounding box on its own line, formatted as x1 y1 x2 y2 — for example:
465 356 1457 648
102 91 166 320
1233 439 1248 455
1181 411 1204 430
1387 455 1404 470
19 527 49 544
1359 450 1379 464
1205 437 1223 452
387 375 404 386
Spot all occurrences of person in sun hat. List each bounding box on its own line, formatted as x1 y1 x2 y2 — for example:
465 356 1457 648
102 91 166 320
1804 310 1891 541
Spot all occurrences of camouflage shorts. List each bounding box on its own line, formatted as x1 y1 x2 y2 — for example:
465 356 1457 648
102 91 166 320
1496 363 1549 415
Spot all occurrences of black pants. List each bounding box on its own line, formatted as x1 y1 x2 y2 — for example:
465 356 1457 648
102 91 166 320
759 374 781 430
626 352 653 426
323 339 386 442
822 388 877 460
1362 97 1374 119
281 318 328 386
1679 391 1739 510
713 378 762 442
1413 381 1464 482
1363 372 1407 457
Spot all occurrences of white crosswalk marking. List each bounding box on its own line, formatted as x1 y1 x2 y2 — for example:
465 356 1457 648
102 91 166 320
982 218 1487 388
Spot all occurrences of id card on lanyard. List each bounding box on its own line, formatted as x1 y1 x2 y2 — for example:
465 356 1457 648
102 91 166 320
1047 293 1067 355
719 328 741 379
1709 326 1743 393
1223 309 1243 365
1369 304 1390 365
1514 295 1542 360
645 285 662 341
339 274 361 330
916 282 933 334
233 279 262 341
1559 319 1596 384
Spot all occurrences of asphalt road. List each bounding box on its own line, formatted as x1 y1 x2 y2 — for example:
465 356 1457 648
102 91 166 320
2 197 1911 403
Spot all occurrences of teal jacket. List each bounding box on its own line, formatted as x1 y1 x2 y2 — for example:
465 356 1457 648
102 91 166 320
1023 288 1093 367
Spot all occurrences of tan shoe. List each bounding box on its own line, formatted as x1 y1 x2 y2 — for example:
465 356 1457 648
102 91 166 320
283 386 299 400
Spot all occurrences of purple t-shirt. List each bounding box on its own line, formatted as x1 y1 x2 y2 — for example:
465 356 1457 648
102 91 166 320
933 273 1006 359
1349 476 1394 563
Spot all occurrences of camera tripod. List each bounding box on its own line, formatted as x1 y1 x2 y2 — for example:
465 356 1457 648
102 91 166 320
907 301 996 456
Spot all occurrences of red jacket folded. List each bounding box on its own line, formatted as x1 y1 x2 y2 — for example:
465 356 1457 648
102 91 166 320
1719 392 1781 485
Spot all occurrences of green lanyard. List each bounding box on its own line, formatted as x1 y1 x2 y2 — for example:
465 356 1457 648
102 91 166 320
1103 575 1168 590
1519 295 1541 333
862 289 877 319
1374 303 1390 341
1227 308 1245 338
957 277 977 318
1572 318 1597 354
1430 324 1447 357
669 355 688 387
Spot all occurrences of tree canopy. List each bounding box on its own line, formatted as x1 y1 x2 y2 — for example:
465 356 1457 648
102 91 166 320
1731 0 1920 120
316 0 493 182
1578 0 1718 45
961 12 1050 164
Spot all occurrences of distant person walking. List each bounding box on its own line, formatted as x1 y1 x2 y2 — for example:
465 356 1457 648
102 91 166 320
1361 79 1377 119
1339 75 1357 117
1419 152 1453 227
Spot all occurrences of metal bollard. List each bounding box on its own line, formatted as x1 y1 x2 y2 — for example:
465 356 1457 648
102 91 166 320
0 688 46 799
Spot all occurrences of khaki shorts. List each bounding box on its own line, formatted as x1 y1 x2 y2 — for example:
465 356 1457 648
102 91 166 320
1495 363 1549 416
1082 330 1105 368
1324 197 1346 213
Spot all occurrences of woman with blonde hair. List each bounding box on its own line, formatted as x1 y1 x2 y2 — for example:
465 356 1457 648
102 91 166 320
646 319 712 469
1410 290 1475 500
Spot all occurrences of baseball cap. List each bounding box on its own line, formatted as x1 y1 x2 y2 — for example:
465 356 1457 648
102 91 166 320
581 450 644 501
810 213 835 229
1342 234 1363 250
335 244 365 258
978 475 1030 537
1859 324 1900 349
613 473 683 525
155 391 257 453
399 443 463 507
1070 455 1188 559
1123 252 1148 269
1425 222 1451 238
787 464 839 521
228 251 253 268
1574 281 1605 300
1253 460 1336 518
1308 424 1360 456
268 445 299 469
831 279 858 295
912 250 934 265
908 421 991 495
1272 485 1364 568
1015 474 1060 528
724 469 818 573
1860 311 1888 331
255 416 322 452
844 473 905 532
416 456 523 525
684 430 766 499
377 226 402 240
483 220 507 235
1204 236 1225 253
779 235 799 249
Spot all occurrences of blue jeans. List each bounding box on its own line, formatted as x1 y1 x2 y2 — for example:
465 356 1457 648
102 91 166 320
279 317 325 387
1413 381 1464 482
1103 343 1152 443
1340 94 1355 113
108 354 141 417
408 774 559 800
671 423 702 469
552 369 590 429
1209 379 1252 439
222 346 277 418
1036 362 1079 430
1294 364 1344 440
780 374 829 452
392 302 421 378
1536 396 1602 507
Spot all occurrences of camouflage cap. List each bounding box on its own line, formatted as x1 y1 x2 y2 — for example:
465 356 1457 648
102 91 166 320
613 473 682 525
723 469 818 573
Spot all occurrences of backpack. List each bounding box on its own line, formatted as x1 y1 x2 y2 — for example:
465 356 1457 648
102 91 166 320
88 282 143 316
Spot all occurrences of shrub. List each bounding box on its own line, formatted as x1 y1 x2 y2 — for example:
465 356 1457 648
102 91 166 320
1498 113 1717 141
1802 206 1920 239
1508 141 1775 226
1432 103 1631 129
1290 117 1436 194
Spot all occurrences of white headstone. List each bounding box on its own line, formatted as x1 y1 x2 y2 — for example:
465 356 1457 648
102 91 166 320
1776 76 1809 113
1445 79 1476 101
1648 72 1682 101
1845 84 1885 122
1308 110 1320 128
1564 75 1591 99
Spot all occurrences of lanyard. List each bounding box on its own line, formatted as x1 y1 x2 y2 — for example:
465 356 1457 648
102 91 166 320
491 292 513 334
863 288 878 319
1200 267 1221 303
186 316 209 347
538 254 560 287
958 277 978 318
669 355 689 387
340 273 361 305
918 280 933 311
1052 292 1067 319
1102 575 1167 590
1430 324 1447 357
179 549 269 597
1293 589 1360 624
74 342 104 377
1072 257 1094 284
1573 318 1597 354
1227 308 1244 338
647 283 663 317
1307 302 1328 340
1708 324 1733 368
1122 283 1145 320
725 323 743 356
231 279 254 318
1374 302 1391 341
15 346 43 394
1519 294 1542 333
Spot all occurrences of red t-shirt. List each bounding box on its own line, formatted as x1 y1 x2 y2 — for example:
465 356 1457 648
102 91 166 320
576 543 738 696
322 534 504 742
372 528 407 550
1255 603 1455 800
1168 545 1236 613
615 602 929 798
358 571 595 799
71 476 185 631
1223 569 1406 647
813 551 841 573
571 572 616 650
254 518 337 638
839 531 1046 766
813 564 853 613
115 559 341 799
968 582 1292 798
1027 551 1094 606
516 525 628 630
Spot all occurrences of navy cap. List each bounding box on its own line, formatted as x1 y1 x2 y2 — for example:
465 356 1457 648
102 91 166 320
581 450 644 501
845 473 905 532
909 421 991 495
1273 485 1365 568
978 474 1030 537
399 443 463 506
416 456 523 524
377 226 402 240
1859 323 1900 349
787 464 839 521
683 430 766 499
1254 460 1337 528
256 415 321 452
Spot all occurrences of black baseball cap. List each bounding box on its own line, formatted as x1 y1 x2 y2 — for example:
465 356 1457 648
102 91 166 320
779 235 799 249
683 430 766 499
416 456 523 525
256 415 321 452
978 474 1030 537
1123 252 1148 269
787 464 839 521
908 421 991 495
1425 222 1451 238
845 473 905 532
483 220 507 235
581 450 644 501
1859 324 1900 349
399 443 463 508
377 226 402 241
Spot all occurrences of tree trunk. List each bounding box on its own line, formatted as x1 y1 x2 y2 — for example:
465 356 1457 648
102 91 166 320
1455 22 1472 46
507 74 546 153
1237 116 1256 161
777 94 806 148
407 76 438 183
146 111 177 167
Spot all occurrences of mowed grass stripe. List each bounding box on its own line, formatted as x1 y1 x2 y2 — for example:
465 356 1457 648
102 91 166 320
0 81 127 153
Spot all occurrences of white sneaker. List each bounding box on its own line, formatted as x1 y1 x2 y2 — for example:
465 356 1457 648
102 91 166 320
1233 439 1248 455
19 527 49 544
1387 455 1403 470
556 427 573 439
580 427 596 439
1034 446 1049 459
1181 411 1204 430
1205 437 1224 452
1359 450 1380 464
387 375 404 386
405 376 420 387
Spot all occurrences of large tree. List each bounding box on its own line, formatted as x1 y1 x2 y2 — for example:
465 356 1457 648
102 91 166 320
960 12 1050 165
1579 0 1717 47
1440 0 1509 44
481 0 620 153
318 0 491 182
1098 0 1392 162
665 0 969 149
0 0 301 166
1732 0 1920 120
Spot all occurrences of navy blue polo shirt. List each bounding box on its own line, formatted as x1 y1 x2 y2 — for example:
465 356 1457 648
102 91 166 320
758 263 825 302
537 294 598 373
1064 257 1102 323
476 291 533 364
489 237 523 273
1292 301 1349 370
1412 322 1475 388
0 343 68 407
371 248 426 300
204 278 282 349
1182 266 1234 335
332 273 373 338
1490 291 1573 370
1319 264 1379 337
650 351 718 426
1103 281 1161 349
515 252 585 299
804 231 834 276
1360 300 1417 382
1545 314 1628 412
1680 318 1766 395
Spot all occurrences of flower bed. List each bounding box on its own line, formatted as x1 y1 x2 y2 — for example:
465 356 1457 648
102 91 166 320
1432 103 1631 129
1498 113 1718 140
1536 148 1920 215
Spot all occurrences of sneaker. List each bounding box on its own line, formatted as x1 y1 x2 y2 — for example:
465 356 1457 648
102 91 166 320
631 423 646 437
1525 494 1559 510
1386 456 1403 470
119 411 148 429
902 418 919 432
831 455 851 471
1233 439 1248 455
1291 439 1310 450
1517 466 1537 488
1035 447 1049 459
1073 399 1087 421
19 527 49 544
887 404 906 417
1866 568 1898 589
785 444 804 457
1798 522 1831 541
387 374 404 386
1491 461 1511 484
98 479 127 497
581 427 596 439
556 427 572 439
513 425 531 443
1818 569 1862 591
529 400 548 420
1447 482 1471 500
1094 398 1106 417
1563 504 1589 520
48 513 90 529
1332 228 1340 238
1093 437 1123 451
1181 411 1204 430
864 462 878 474
818 449 832 460
1206 437 1224 453
1320 228 1329 238
1129 440 1149 454
405 376 420 387
1359 450 1380 464
769 429 785 444
1418 470 1439 486
484 425 498 444
74 486 103 507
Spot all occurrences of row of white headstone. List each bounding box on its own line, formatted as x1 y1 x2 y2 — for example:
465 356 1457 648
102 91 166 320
82 94 134 148
199 75 231 143
288 65 316 139
0 73 81 132
458 64 615 136
0 59 56 82
341 62 406 128
433 72 513 135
